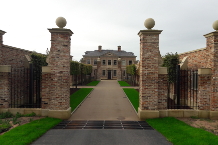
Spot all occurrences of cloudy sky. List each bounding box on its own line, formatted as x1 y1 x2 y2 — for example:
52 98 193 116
0 0 218 61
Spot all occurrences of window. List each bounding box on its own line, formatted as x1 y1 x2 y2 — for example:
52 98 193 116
94 69 97 75
113 70 116 76
114 60 117 65
102 70 105 76
122 60 126 66
108 60 111 65
123 70 126 76
191 71 198 90
94 60 97 65
87 59 90 64
129 60 132 65
102 60 106 65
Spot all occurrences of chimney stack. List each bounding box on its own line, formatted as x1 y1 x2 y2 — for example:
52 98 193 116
118 46 121 52
98 45 102 52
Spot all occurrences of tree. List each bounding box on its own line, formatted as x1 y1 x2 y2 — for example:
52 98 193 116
162 52 180 83
126 64 137 86
70 61 80 88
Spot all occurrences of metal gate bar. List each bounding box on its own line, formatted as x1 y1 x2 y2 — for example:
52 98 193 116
168 65 198 109
10 63 41 108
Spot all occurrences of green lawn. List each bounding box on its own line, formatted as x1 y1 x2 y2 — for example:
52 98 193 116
118 81 131 86
0 117 62 145
86 81 100 86
123 88 139 112
146 117 218 145
70 88 93 112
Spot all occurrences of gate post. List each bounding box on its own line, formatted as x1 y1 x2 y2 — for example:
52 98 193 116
117 57 122 81
96 57 101 81
0 30 6 63
138 18 163 119
203 22 218 119
0 30 11 109
41 17 73 119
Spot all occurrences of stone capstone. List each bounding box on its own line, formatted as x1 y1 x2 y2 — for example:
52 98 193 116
56 17 67 28
144 18 155 29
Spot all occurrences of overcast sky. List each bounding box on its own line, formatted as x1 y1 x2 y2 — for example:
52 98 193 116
1 0 218 61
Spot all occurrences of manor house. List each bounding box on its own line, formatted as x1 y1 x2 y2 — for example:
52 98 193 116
81 46 137 80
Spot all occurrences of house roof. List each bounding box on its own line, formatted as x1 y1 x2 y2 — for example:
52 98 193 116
83 50 136 57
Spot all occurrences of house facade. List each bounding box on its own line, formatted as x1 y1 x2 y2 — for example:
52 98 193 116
81 45 137 80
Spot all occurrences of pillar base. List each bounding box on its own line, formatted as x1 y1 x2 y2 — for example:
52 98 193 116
48 107 71 119
138 107 159 120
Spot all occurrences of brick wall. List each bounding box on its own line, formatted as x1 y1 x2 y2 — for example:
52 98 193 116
179 48 211 70
158 74 168 109
198 74 211 110
0 30 38 108
0 72 10 108
1 45 32 67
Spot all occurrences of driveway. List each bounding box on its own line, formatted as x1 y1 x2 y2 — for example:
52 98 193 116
69 80 139 121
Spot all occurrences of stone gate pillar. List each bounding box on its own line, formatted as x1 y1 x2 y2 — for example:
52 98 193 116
41 17 73 119
0 30 6 63
138 18 163 119
203 20 218 119
97 57 101 81
0 30 11 109
117 57 122 81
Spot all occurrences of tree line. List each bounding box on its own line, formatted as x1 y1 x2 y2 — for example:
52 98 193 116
30 53 92 88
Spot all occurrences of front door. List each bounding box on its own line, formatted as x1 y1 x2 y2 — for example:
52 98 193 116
108 70 111 79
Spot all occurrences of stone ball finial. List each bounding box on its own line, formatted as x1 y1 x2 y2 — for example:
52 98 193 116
144 18 155 29
213 20 218 31
56 17 67 28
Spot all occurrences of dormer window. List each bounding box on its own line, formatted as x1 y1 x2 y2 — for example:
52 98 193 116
108 53 112 56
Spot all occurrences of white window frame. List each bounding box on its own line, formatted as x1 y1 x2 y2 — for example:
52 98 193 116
122 60 126 66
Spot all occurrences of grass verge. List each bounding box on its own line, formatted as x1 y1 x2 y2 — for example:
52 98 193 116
118 81 130 86
70 88 93 112
123 88 139 112
86 81 100 86
0 117 62 145
146 117 218 145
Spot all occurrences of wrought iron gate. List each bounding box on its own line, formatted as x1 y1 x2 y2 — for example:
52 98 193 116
10 63 41 108
168 65 198 109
